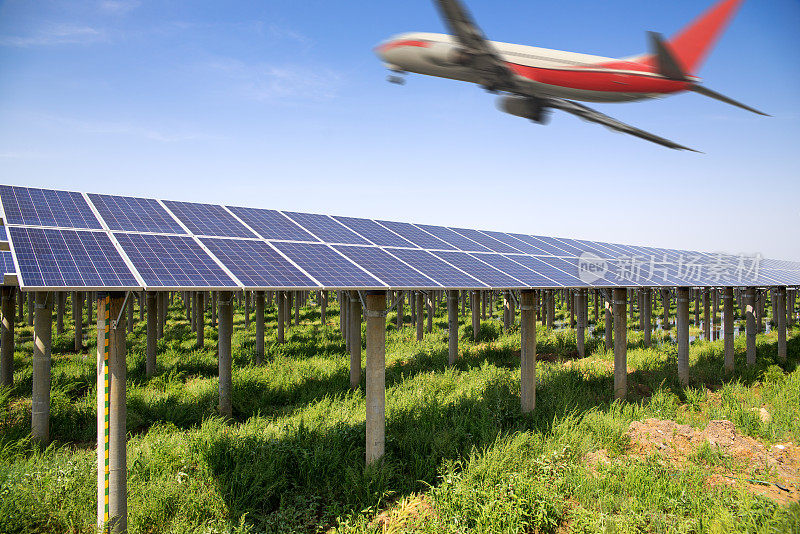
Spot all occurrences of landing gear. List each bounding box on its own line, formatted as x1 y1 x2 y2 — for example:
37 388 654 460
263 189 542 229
387 75 406 85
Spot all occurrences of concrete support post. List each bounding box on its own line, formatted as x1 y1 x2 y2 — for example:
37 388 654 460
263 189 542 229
722 288 735 373
713 290 720 341
28 292 34 326
350 291 362 389
294 291 300 325
643 288 652 347
677 288 690 386
789 290 796 328
703 290 711 341
217 291 233 418
447 290 458 366
156 293 164 339
127 296 134 335
416 292 424 341
365 292 386 464
145 292 157 378
74 291 83 352
396 291 403 330
56 292 64 334
139 292 145 323
277 291 285 344
777 287 787 362
255 291 265 365
604 295 613 351
503 291 511 331
211 292 217 328
32 292 52 444
343 292 350 352
472 291 480 341
196 292 205 348
191 292 197 333
520 290 537 413
17 289 24 323
426 292 433 333
745 287 756 366
661 289 671 330
245 291 251 329
613 288 627 401
320 291 327 325
1 288 14 387
575 290 585 358
96 292 128 533
694 290 700 327
548 290 555 329
87 292 93 326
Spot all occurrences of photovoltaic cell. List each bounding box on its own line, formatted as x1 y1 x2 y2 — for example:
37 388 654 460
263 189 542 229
334 246 438 287
542 256 623 287
509 255 586 287
115 233 236 288
376 220 456 250
272 241 383 287
569 240 615 259
0 185 101 229
473 254 559 287
539 237 584 257
162 200 255 238
478 231 542 255
88 194 186 234
9 227 138 288
431 251 522 288
1 251 16 274
333 216 417 248
509 234 566 255
201 238 316 288
415 224 491 252
386 248 486 288
283 212 371 245
450 227 522 253
227 206 317 242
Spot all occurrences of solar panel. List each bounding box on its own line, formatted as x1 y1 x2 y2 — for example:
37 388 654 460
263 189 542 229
9 227 138 288
431 251 523 288
0 226 6 240
538 236 584 257
272 241 384 287
283 211 371 245
333 216 417 248
0 251 16 275
415 224 491 252
510 234 567 255
386 248 487 288
88 194 186 234
473 254 560 287
510 255 588 287
334 245 438 287
569 239 615 259
201 238 317 288
0 185 101 230
115 233 236 289
479 231 544 255
227 206 317 242
450 228 522 253
376 220 456 250
162 200 255 238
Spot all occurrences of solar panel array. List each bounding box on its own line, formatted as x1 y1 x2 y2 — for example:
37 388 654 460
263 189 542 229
1 184 799 291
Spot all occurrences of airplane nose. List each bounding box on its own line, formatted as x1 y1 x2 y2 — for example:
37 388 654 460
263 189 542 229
374 40 392 62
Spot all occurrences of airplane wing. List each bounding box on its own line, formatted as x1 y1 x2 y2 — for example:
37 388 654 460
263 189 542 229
547 98 700 152
434 0 519 91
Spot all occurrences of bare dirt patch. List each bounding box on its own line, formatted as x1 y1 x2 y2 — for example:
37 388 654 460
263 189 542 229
624 418 800 505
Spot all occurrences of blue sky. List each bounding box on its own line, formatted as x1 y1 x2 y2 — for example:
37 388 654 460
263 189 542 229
1 0 798 260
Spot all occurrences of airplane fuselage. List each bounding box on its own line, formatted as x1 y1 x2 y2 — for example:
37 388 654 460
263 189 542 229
376 32 693 103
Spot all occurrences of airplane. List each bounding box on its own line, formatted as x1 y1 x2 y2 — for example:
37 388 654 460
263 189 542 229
374 0 768 151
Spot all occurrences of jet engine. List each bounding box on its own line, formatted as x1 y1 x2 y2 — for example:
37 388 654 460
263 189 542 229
424 42 473 67
498 95 551 124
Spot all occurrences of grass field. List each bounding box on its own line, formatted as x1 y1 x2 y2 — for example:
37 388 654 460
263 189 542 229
1 294 799 533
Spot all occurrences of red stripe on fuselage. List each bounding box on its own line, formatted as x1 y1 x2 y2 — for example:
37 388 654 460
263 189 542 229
505 62 689 94
377 40 431 54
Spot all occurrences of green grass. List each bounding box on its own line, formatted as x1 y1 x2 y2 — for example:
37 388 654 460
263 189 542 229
0 295 799 533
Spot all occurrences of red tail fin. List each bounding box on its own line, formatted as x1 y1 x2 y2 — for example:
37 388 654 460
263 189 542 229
668 0 745 73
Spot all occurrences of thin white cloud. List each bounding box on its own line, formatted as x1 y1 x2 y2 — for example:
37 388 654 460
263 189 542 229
204 57 343 102
0 23 106 47
39 114 224 143
98 0 141 15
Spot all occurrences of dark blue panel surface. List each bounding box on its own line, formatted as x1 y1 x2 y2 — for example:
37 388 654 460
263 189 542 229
333 216 417 248
537 237 583 257
508 234 565 255
162 200 255 238
0 185 101 229
10 227 137 288
376 220 456 250
202 238 315 288
510 255 587 286
386 248 486 287
228 206 317 242
334 246 438 287
431 251 522 288
473 254 560 287
89 194 185 234
479 231 542 254
451 228 522 253
115 233 236 288
283 212 371 245
415 224 491 252
0 251 15 274
272 241 383 287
